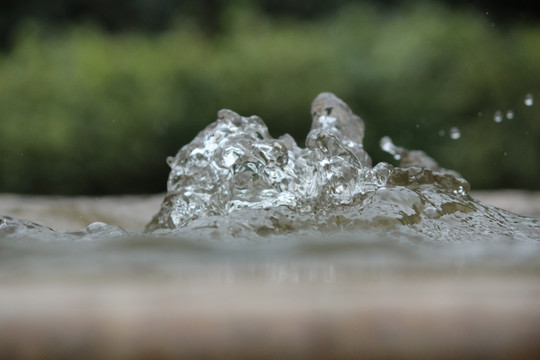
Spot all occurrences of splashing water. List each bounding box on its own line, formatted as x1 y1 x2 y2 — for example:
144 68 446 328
0 92 538 247
1 92 539 282
139 92 539 243
380 136 401 160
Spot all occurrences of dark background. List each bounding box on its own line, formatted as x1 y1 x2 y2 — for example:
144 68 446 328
1 0 539 194
2 1 540 48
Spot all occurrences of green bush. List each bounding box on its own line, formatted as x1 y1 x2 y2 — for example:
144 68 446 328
0 3 539 194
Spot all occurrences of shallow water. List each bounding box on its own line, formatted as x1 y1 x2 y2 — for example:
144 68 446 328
1 222 539 285
1 92 539 280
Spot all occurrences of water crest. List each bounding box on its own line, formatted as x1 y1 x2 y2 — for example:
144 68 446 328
1 92 539 281
143 92 539 243
0 93 539 244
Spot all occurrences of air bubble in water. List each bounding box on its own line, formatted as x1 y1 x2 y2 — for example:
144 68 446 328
449 127 461 140
524 94 534 106
494 110 503 123
506 110 514 120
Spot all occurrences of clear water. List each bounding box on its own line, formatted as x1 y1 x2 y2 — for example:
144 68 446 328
1 92 539 279
506 110 514 120
524 93 534 106
144 92 539 242
494 110 503 123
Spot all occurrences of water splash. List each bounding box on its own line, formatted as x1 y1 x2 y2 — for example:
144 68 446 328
1 93 539 284
0 93 538 244
144 93 539 242
380 136 401 160
0 215 127 241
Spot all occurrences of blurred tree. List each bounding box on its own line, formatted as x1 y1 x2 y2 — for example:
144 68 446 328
0 1 539 194
1 0 540 50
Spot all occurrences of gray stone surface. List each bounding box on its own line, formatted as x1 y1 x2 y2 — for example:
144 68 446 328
0 274 539 359
0 193 164 231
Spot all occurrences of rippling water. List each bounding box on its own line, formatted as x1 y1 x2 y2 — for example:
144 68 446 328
1 92 539 279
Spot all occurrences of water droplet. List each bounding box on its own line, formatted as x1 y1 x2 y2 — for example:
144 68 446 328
380 136 392 152
380 136 401 160
524 93 534 106
478 112 483 117
493 110 503 123
506 110 514 120
416 124 420 128
438 130 445 137
453 185 467 197
449 127 461 140
503 152 507 157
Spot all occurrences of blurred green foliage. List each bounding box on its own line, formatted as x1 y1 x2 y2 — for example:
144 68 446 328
0 2 539 194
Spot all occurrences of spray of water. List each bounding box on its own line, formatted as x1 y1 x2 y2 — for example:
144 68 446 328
141 93 540 242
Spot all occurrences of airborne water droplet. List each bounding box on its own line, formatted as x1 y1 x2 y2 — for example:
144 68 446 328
524 93 534 106
494 110 503 123
380 136 401 160
438 130 445 137
506 110 514 120
449 127 461 140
